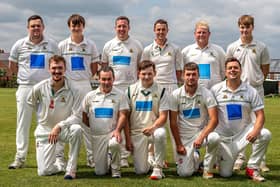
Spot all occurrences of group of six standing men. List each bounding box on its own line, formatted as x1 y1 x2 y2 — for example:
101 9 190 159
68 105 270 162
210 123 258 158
8 13 271 182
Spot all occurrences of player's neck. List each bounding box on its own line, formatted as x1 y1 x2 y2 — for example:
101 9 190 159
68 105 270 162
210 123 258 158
197 42 208 49
185 85 197 97
241 36 253 44
30 36 43 45
71 34 84 44
226 79 241 91
155 38 167 48
52 79 65 93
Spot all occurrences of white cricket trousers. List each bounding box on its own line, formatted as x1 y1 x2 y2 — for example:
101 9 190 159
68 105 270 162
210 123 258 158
56 79 94 163
114 84 131 161
15 85 34 160
131 127 166 174
218 125 271 177
177 131 220 177
36 124 82 176
92 135 121 175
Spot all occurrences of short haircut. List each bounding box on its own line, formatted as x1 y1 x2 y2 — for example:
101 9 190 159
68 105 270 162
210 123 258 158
195 20 210 32
67 14 85 27
225 57 241 69
49 55 66 68
154 19 168 29
98 66 115 79
115 16 130 26
27 15 44 27
184 62 200 73
238 15 254 27
138 60 156 72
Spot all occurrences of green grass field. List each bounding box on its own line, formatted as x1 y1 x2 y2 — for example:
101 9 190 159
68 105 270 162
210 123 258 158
0 88 279 187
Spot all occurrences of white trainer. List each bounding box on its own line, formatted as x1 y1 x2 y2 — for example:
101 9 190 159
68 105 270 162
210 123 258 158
150 167 164 180
112 169 121 178
246 167 265 182
8 159 25 169
120 159 129 168
55 157 66 172
260 162 270 172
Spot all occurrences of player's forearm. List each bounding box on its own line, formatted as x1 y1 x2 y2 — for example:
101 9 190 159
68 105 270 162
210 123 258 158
152 111 168 129
261 64 269 79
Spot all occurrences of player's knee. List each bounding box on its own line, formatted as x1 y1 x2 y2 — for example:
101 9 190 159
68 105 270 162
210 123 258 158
178 169 193 177
207 132 220 146
220 169 232 178
154 128 166 141
71 124 82 136
37 167 53 176
135 167 149 175
109 137 120 151
260 128 272 142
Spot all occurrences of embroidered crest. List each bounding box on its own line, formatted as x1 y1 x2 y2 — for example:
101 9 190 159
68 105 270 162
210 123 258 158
49 99 54 109
223 95 228 99
252 48 256 54
61 97 66 103
129 48 133 53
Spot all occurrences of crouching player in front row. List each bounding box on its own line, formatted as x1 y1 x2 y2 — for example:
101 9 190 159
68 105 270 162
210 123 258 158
125 60 169 180
27 55 83 179
210 57 271 182
170 62 220 178
81 66 129 178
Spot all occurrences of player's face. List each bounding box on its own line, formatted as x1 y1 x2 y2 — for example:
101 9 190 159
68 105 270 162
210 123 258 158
69 22 84 36
138 66 156 88
49 60 66 82
239 24 253 39
115 19 130 41
225 61 241 81
184 69 199 87
194 26 210 48
154 23 168 41
99 71 114 93
28 19 44 41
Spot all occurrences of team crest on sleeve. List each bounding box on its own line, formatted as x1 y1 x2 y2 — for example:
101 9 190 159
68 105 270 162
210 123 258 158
61 96 66 103
209 51 216 58
152 93 158 98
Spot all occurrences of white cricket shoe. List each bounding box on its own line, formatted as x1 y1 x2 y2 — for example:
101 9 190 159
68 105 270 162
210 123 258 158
111 169 121 178
150 167 165 180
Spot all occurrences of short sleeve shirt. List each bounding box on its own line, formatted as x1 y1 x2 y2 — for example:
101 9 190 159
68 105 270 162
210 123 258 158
102 37 143 86
142 40 183 84
126 81 169 135
82 86 129 136
58 37 99 81
182 43 226 88
211 81 264 137
170 85 217 137
9 36 58 85
226 39 270 87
